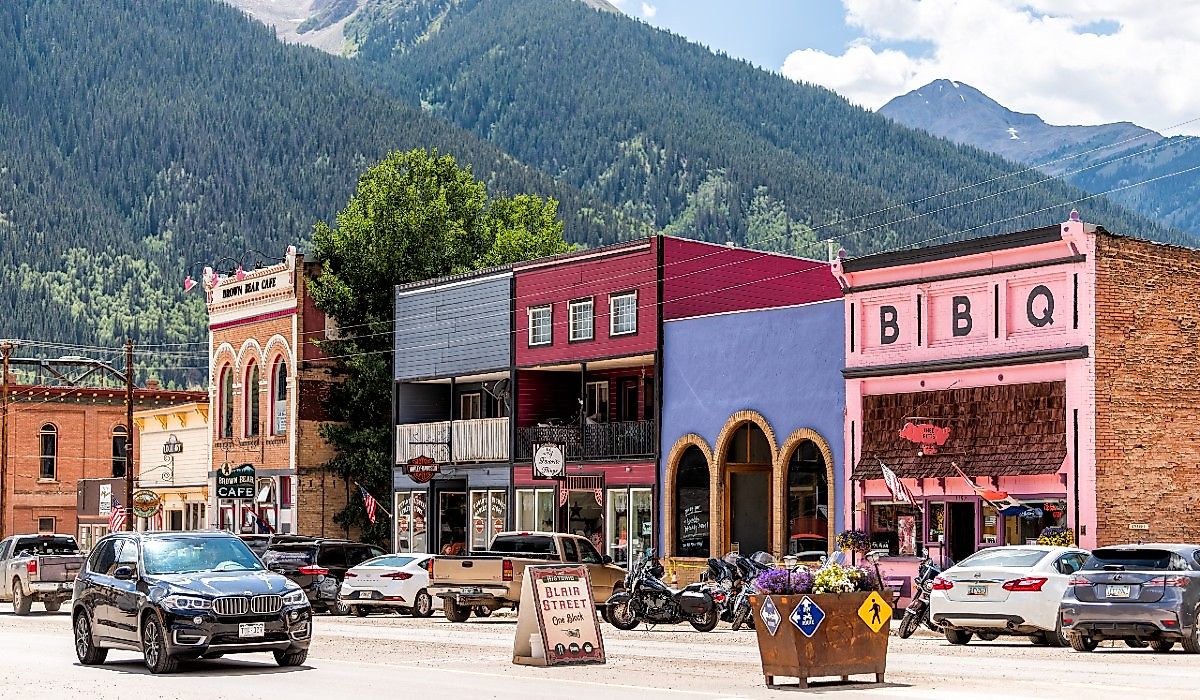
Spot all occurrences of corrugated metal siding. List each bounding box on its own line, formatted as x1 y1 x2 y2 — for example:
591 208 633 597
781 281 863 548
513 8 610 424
394 274 512 380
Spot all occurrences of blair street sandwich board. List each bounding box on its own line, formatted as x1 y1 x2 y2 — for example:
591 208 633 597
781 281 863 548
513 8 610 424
512 565 606 667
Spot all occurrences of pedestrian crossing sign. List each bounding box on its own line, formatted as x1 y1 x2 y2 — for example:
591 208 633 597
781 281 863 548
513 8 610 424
857 591 891 633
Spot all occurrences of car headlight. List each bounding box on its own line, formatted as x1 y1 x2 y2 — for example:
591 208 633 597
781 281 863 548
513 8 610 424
160 594 213 612
282 588 309 607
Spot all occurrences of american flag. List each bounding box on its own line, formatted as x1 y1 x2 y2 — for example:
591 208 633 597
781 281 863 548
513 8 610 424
878 458 920 509
109 499 127 532
359 485 378 525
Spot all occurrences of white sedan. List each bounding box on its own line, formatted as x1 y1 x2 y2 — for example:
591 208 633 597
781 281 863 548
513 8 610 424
929 545 1089 646
338 553 440 617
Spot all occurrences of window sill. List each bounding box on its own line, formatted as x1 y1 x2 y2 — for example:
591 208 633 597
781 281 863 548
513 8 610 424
609 329 638 337
37 478 59 484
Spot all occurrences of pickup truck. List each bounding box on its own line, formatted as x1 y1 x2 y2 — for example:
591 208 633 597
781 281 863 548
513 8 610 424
0 534 85 615
427 531 625 622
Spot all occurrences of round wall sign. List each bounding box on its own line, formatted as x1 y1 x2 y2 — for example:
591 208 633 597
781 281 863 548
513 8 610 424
131 489 163 519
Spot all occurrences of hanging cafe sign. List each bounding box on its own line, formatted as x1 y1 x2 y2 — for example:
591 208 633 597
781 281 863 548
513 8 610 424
405 455 440 484
131 490 163 519
216 463 257 499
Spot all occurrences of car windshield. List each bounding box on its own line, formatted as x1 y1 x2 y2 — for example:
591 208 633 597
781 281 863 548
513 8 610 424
958 549 1049 568
143 537 264 575
490 536 555 555
1084 548 1182 571
13 536 79 556
360 555 416 568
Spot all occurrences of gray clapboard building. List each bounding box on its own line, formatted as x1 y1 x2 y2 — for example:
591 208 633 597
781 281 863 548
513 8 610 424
392 267 514 555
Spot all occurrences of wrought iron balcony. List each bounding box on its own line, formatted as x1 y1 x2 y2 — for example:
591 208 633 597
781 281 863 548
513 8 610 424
516 420 655 461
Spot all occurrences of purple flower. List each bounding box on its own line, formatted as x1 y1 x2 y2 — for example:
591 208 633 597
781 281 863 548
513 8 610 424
754 567 815 595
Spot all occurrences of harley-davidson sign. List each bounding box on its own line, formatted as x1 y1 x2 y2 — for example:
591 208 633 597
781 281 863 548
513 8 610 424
405 455 439 484
898 422 951 454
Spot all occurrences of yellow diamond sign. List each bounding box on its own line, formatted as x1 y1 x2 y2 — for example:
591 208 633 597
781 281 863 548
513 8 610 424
857 591 892 633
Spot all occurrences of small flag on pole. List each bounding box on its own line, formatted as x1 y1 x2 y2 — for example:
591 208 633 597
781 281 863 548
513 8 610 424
951 462 1028 515
359 485 379 525
878 458 920 508
109 499 127 532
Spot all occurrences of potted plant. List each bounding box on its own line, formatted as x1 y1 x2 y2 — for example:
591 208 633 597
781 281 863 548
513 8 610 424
1036 526 1075 547
750 558 890 689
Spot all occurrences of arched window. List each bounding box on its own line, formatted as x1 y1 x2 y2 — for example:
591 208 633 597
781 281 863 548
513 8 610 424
39 424 58 480
271 358 288 436
245 360 260 438
219 366 234 439
111 425 128 478
786 440 829 556
674 446 710 558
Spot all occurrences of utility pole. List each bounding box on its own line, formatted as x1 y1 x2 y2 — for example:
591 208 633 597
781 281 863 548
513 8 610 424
0 340 13 540
125 339 135 531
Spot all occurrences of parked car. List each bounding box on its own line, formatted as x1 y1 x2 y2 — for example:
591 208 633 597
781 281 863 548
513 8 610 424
338 553 440 617
261 539 385 615
72 530 312 674
930 544 1089 646
238 534 314 560
1060 543 1200 653
0 533 85 615
428 531 625 622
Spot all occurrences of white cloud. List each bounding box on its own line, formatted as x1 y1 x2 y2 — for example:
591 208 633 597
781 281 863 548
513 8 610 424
780 0 1200 135
641 2 657 18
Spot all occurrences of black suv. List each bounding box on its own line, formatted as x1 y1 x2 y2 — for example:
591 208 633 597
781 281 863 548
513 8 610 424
72 531 312 674
262 539 384 614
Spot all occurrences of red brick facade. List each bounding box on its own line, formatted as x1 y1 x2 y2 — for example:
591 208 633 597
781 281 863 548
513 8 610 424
1 387 203 538
1094 234 1200 546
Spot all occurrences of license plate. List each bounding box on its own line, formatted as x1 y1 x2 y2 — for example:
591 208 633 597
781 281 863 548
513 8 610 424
238 622 265 638
968 585 988 596
1106 584 1131 598
461 587 482 595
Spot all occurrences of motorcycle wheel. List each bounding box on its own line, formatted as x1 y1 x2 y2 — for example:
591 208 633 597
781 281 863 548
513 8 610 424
689 609 720 633
731 605 750 632
607 601 640 631
897 611 921 639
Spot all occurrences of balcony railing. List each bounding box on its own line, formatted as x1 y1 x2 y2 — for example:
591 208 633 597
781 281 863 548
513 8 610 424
395 417 510 464
516 420 655 461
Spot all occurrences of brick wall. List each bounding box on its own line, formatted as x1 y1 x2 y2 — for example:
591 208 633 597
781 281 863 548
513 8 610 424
1094 233 1200 546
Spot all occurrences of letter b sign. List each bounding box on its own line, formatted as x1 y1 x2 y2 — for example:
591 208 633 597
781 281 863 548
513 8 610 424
952 296 972 337
880 306 899 345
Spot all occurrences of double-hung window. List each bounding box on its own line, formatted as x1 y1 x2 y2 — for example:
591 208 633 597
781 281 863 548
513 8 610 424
609 291 638 336
568 298 594 342
528 305 552 346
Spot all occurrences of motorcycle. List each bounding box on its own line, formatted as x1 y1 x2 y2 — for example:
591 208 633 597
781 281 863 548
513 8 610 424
728 552 774 631
607 548 720 632
700 557 739 623
897 555 943 639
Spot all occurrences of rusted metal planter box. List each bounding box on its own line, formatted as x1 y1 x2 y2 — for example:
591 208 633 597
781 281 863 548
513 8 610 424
751 593 888 689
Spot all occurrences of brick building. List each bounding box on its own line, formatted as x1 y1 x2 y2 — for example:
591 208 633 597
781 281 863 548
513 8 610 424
201 246 348 537
0 384 202 540
834 214 1200 604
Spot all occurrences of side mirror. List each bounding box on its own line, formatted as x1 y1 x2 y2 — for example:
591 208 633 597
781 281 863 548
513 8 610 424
602 555 613 565
113 566 135 581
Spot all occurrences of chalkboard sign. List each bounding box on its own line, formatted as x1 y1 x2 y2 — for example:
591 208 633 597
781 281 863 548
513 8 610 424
676 487 709 556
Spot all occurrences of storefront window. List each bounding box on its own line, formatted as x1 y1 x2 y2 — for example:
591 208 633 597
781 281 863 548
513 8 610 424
606 489 629 562
786 441 828 555
981 505 999 545
395 491 428 553
869 503 924 557
605 488 651 564
565 491 604 553
675 446 710 558
1005 501 1067 545
516 489 556 532
470 490 508 551
927 502 945 545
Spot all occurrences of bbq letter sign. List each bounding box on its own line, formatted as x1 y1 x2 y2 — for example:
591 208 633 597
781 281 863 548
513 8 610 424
512 565 606 667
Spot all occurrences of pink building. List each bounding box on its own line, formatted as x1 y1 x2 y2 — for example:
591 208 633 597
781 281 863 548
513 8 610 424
835 215 1200 603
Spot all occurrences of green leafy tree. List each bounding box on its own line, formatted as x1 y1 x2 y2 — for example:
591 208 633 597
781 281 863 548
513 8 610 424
308 148 571 544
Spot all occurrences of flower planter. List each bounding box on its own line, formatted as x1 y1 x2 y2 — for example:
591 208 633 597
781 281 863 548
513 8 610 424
750 592 889 689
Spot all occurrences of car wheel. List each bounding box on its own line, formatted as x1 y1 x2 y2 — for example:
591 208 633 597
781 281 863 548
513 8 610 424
1124 639 1148 649
353 605 368 617
1182 613 1200 654
274 649 308 667
977 631 1000 641
944 628 973 645
411 590 434 618
688 608 720 633
44 600 62 613
473 606 492 618
74 612 108 665
443 599 472 623
141 615 179 674
1047 619 1069 648
12 581 31 616
1150 640 1174 652
1029 632 1050 646
1069 633 1098 652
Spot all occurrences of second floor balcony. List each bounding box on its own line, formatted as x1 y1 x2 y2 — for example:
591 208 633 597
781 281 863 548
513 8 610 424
515 419 655 461
395 417 510 464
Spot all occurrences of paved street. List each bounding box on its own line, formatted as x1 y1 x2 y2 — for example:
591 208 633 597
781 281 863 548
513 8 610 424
2 608 1198 699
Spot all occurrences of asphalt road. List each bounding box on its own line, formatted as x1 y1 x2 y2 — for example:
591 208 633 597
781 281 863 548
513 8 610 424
1 607 1197 699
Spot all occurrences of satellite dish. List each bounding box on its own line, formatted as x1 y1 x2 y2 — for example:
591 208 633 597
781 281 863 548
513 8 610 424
485 378 511 400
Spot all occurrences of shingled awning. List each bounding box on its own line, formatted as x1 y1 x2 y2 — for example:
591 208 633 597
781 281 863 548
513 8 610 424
852 381 1067 480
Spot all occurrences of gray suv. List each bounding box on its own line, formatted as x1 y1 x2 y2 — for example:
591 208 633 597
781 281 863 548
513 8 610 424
1059 544 1200 652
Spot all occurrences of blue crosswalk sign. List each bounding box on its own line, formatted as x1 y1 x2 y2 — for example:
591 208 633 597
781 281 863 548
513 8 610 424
789 595 825 637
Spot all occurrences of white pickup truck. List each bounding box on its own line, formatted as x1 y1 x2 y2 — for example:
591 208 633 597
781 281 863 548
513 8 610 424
0 534 85 614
